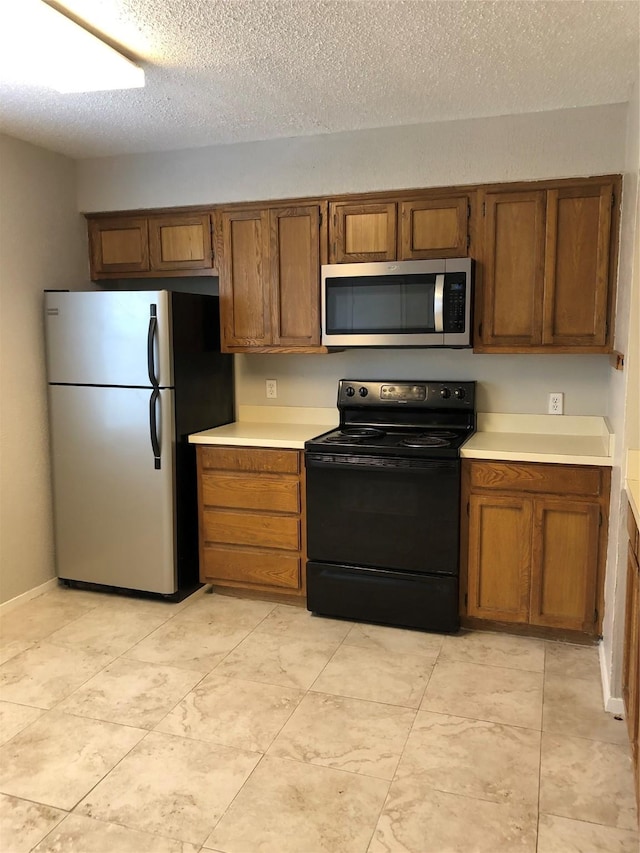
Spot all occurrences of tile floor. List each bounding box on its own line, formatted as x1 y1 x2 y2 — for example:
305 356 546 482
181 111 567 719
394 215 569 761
0 584 637 852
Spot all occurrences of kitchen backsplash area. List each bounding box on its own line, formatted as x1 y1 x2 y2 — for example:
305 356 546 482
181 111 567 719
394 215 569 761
235 350 612 416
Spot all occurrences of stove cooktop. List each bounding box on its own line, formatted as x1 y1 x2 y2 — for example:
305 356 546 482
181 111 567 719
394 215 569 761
305 379 476 460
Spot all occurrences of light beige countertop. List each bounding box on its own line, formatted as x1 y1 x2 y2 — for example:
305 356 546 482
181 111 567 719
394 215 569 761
190 407 614 465
189 405 337 450
460 413 613 466
627 449 640 525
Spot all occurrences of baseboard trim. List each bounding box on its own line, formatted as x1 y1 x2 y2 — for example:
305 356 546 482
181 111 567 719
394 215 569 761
599 640 625 715
0 577 59 615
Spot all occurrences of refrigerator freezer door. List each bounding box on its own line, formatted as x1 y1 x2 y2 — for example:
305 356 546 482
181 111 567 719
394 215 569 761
45 290 173 388
49 385 177 594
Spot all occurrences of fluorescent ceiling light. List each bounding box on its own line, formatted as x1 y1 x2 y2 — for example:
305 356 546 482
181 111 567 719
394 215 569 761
0 0 144 93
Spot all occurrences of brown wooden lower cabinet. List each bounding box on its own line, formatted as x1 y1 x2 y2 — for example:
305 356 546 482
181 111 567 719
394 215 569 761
196 445 306 598
461 461 610 637
623 500 640 813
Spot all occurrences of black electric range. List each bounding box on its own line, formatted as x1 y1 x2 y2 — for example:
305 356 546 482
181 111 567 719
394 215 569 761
305 380 476 633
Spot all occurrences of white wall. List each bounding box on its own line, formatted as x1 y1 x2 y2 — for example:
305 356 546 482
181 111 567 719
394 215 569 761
602 73 640 705
77 103 627 211
0 135 90 604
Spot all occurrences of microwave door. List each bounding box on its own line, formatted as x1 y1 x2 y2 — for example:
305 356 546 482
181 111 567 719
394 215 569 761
323 272 444 346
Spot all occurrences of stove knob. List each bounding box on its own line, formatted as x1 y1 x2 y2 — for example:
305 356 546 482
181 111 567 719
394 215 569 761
345 386 355 397
440 388 451 399
358 386 368 397
454 388 466 400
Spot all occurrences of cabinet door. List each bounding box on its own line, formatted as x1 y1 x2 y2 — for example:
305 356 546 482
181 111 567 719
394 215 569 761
148 214 213 271
542 184 613 347
530 498 600 631
217 208 271 348
400 197 469 259
467 494 532 622
329 202 396 262
88 217 149 276
479 190 546 346
623 546 639 748
269 205 323 346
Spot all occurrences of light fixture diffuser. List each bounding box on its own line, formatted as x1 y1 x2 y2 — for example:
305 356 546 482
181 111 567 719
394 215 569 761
0 0 145 93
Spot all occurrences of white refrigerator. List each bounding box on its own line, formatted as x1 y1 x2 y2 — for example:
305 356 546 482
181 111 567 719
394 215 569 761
45 290 233 597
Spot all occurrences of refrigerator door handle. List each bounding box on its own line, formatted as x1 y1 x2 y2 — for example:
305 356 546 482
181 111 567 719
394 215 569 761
147 305 159 388
149 387 161 469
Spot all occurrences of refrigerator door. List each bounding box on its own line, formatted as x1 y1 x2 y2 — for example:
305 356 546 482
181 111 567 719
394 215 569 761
49 384 177 594
45 290 173 388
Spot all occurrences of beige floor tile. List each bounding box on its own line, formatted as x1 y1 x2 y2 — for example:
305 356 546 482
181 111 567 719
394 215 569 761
439 630 545 671
396 710 540 805
47 608 170 657
543 673 629 744
173 593 276 630
157 673 304 751
421 660 543 729
537 813 639 853
77 731 260 845
0 639 33 666
0 642 113 709
204 755 389 853
311 644 432 708
124 619 251 672
0 793 66 853
32 814 201 853
343 622 443 658
540 732 637 830
545 641 601 681
369 781 537 853
58 658 201 729
0 594 95 644
0 700 44 745
215 632 338 690
269 691 416 779
252 603 353 643
0 710 144 810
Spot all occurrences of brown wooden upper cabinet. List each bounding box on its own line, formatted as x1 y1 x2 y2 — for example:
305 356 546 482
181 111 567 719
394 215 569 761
400 197 470 259
329 195 470 263
216 202 327 352
87 212 213 280
476 177 619 352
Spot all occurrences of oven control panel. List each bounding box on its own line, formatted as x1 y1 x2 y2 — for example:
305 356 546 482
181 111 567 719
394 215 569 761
338 380 475 408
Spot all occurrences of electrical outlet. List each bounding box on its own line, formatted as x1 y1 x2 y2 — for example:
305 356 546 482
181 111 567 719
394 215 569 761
548 392 564 415
265 379 277 399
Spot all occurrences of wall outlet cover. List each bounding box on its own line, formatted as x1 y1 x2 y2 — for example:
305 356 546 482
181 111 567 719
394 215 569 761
548 392 564 415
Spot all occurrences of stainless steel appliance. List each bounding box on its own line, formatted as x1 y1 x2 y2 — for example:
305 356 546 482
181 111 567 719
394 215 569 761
45 290 233 598
321 258 472 348
305 379 476 632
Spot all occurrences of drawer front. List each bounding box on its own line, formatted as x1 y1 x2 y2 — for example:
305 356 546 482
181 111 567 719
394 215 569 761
201 472 300 513
202 545 301 589
199 446 300 474
203 508 300 551
468 461 602 497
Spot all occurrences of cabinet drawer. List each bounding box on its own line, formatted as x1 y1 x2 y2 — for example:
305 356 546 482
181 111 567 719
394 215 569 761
199 446 300 474
202 545 300 589
202 508 300 551
201 471 300 513
469 462 603 497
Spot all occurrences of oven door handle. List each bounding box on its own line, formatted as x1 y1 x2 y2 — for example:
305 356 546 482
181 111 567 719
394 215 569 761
305 453 458 472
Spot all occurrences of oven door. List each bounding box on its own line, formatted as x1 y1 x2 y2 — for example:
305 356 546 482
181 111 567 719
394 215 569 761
305 453 460 575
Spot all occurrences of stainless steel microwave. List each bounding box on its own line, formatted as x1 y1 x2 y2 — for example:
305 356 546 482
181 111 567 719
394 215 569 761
321 258 472 347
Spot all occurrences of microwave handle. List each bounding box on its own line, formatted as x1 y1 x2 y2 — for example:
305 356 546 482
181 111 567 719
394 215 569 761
434 274 445 333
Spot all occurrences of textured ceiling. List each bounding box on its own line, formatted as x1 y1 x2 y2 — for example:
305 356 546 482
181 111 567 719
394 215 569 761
0 0 638 160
